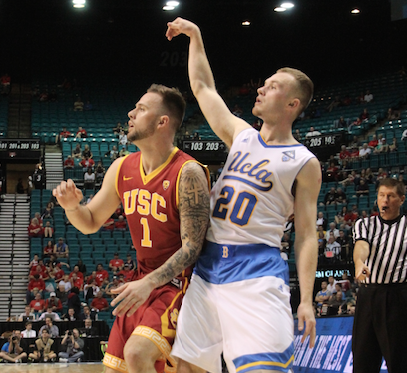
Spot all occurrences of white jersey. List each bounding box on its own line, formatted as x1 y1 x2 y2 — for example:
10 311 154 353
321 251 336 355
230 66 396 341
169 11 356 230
207 128 315 248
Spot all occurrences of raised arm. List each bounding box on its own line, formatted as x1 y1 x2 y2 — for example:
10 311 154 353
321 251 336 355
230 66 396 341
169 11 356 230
110 161 210 317
166 18 250 148
293 157 322 348
52 157 122 234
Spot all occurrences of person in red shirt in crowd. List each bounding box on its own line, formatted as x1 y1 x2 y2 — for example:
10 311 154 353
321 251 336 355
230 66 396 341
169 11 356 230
0 73 11 95
69 265 84 281
28 218 43 238
344 205 359 224
34 212 43 227
43 221 54 238
45 292 63 313
368 135 378 148
43 241 54 258
52 264 65 284
339 145 351 161
28 274 46 293
109 253 124 275
79 156 95 170
30 261 49 281
30 257 45 273
95 264 109 287
90 291 110 312
102 217 115 231
117 263 134 282
75 126 87 138
30 293 46 314
70 272 84 291
63 155 75 169
86 271 97 285
350 145 359 159
114 215 127 231
55 127 72 144
114 204 123 218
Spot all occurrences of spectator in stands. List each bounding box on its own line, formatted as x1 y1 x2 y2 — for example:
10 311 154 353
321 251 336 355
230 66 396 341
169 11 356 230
41 203 54 220
356 178 369 197
73 97 84 112
334 206 348 226
335 117 348 129
317 232 326 258
117 263 134 282
75 126 87 138
0 73 11 95
29 254 39 270
80 319 98 337
30 292 46 315
95 264 109 287
28 328 57 363
64 155 75 169
325 162 339 182
119 146 130 157
324 232 341 263
28 218 43 238
348 117 362 132
62 308 77 322
29 258 48 279
326 95 341 112
55 127 71 144
21 321 36 338
95 161 105 182
325 222 340 240
54 237 69 258
91 291 109 312
280 232 292 261
79 155 95 171
360 108 369 121
84 278 100 302
305 126 321 138
364 90 374 103
339 145 351 161
84 167 95 190
109 252 124 275
105 276 123 298
389 137 398 152
316 211 327 230
315 281 331 313
113 122 123 135
324 187 338 205
68 287 81 317
58 328 85 363
102 216 115 231
335 187 347 205
80 305 97 321
69 265 84 281
84 100 93 111
293 129 301 141
74 259 87 276
19 305 36 322
359 143 371 159
118 129 128 147
0 331 27 363
124 253 137 271
70 272 84 291
42 240 54 258
82 144 93 159
114 215 127 231
48 263 65 285
326 276 337 294
43 221 54 238
368 135 378 149
387 107 400 120
59 275 72 295
27 274 46 301
373 138 389 154
38 306 62 321
337 230 351 262
72 143 82 159
105 145 118 160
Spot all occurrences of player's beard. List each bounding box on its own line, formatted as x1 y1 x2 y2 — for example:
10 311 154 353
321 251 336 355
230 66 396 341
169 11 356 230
127 124 156 143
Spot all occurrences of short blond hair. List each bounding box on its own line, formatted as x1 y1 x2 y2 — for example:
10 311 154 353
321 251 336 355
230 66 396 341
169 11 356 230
277 67 314 113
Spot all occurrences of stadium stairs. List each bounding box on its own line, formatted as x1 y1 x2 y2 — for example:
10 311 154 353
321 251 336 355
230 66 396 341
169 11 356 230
0 194 30 320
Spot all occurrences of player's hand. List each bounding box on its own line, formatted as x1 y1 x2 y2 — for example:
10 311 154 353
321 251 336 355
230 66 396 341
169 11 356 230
110 278 155 317
52 179 83 211
166 17 199 41
297 302 316 348
355 259 370 282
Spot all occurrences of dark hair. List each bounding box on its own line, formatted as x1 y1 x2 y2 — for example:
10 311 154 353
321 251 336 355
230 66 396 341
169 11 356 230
378 178 405 197
147 84 186 131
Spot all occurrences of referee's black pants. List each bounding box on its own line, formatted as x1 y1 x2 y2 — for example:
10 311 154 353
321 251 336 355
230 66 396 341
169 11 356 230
352 282 407 373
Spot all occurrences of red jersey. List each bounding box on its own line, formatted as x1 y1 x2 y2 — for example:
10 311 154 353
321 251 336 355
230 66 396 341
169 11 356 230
91 297 109 311
115 220 127 230
28 278 45 291
117 269 134 282
116 148 208 280
110 259 124 268
69 271 84 280
30 299 45 312
96 270 109 286
43 246 54 255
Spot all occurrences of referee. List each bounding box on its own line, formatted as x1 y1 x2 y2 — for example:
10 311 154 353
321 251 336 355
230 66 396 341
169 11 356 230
353 178 407 373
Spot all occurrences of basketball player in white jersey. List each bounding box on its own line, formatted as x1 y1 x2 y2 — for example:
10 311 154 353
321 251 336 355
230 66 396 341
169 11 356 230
166 18 321 373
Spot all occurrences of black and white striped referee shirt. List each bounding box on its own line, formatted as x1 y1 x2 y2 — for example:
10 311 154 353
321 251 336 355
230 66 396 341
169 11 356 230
353 214 407 284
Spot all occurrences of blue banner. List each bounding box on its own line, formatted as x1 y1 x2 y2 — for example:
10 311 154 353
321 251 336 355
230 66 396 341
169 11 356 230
293 316 387 372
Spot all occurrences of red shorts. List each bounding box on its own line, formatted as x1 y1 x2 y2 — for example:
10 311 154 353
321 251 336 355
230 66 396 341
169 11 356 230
103 281 187 373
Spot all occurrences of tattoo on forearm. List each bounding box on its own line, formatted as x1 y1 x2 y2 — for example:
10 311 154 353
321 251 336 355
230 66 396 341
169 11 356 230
153 162 210 286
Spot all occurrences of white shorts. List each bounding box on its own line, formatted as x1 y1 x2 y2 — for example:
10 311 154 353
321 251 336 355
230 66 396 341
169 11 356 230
171 274 294 373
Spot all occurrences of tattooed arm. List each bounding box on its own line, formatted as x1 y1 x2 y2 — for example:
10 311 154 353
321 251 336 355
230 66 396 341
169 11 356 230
111 162 210 317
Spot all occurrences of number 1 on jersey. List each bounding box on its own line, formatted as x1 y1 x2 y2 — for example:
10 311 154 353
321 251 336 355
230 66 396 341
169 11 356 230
212 185 258 226
140 217 152 247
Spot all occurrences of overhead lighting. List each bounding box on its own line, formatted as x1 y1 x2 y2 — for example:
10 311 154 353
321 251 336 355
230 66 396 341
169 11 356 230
73 0 86 8
351 8 360 14
242 20 251 26
163 5 175 10
274 7 287 12
166 1 180 6
281 2 294 9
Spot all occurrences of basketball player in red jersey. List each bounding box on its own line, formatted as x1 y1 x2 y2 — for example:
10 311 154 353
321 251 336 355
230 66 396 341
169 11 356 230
53 84 210 373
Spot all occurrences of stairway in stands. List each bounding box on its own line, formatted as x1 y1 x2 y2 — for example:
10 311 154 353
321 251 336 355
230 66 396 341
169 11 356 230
45 145 64 190
0 194 30 320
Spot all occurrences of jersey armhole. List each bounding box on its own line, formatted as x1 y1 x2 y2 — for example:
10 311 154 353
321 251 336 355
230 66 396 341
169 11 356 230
115 155 130 197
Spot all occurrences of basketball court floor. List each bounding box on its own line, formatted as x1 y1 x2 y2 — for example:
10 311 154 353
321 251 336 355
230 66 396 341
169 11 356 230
0 362 105 372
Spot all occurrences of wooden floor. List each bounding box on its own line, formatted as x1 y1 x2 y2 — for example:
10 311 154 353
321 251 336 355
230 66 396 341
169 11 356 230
0 362 105 372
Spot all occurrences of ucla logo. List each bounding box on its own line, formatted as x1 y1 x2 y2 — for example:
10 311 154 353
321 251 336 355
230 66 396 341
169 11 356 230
225 151 273 191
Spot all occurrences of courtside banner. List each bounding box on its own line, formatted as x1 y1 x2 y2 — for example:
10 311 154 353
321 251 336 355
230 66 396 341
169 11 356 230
293 316 388 372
